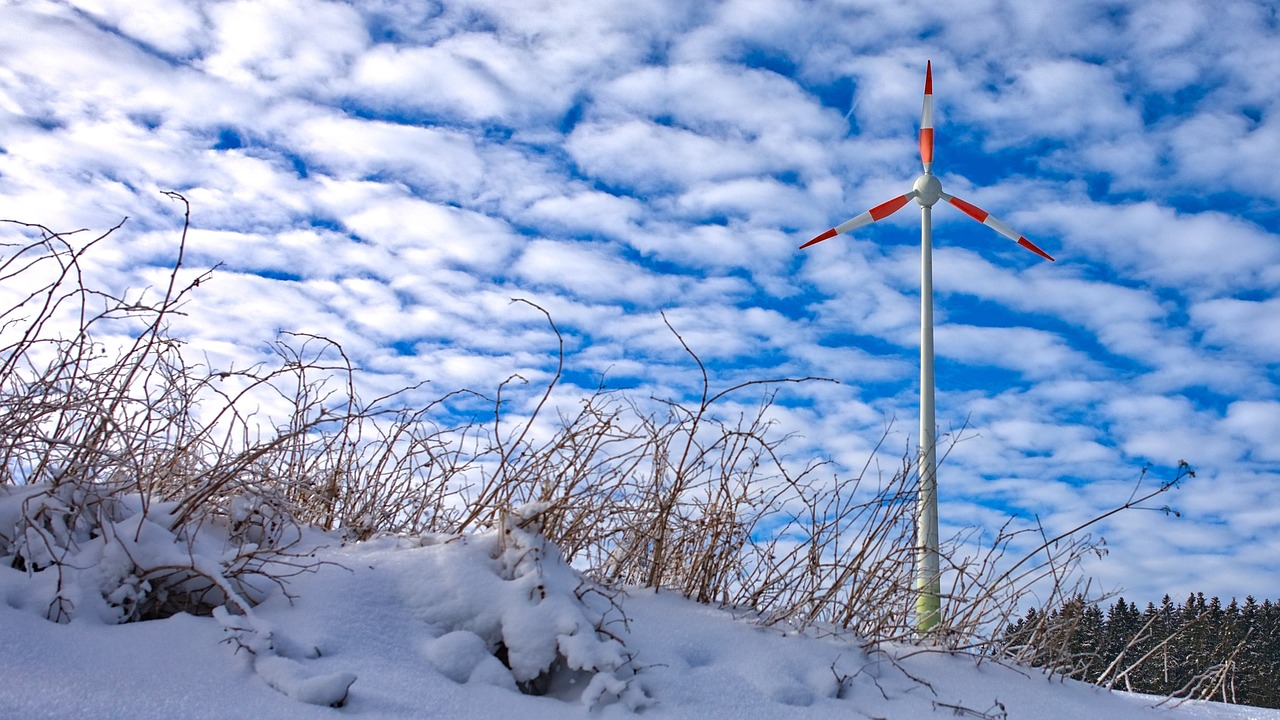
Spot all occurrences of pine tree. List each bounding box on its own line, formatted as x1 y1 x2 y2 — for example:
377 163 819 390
1174 592 1210 695
1152 594 1180 694
1257 600 1280 707
1100 598 1142 685
1236 596 1261 705
1073 603 1106 680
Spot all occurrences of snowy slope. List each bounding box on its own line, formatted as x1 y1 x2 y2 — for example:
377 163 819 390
3 526 1279 720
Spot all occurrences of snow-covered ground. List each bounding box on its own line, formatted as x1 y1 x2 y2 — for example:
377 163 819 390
3 514 1278 720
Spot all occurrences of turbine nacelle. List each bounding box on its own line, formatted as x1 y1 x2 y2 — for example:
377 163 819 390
913 173 942 208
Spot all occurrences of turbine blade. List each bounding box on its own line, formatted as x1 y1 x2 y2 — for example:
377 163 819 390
943 194 1056 261
801 193 916 248
919 61 934 173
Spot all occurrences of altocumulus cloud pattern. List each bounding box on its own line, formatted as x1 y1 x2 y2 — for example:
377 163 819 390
2 0 1279 605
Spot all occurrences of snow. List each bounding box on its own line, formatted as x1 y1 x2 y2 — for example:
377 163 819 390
3 505 1279 720
253 655 357 707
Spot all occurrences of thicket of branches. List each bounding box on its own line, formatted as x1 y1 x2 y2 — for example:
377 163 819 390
1000 591 1280 709
0 201 1188 655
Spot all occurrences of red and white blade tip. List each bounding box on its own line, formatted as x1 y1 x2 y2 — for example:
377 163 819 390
800 194 914 249
800 227 838 249
945 195 1055 261
1017 238 1055 262
919 61 934 171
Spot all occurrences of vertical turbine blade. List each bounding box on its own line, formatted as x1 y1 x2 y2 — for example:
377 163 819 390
943 194 1056 261
919 60 934 173
800 193 917 248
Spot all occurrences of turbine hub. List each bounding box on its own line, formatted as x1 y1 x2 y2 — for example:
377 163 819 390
913 173 942 208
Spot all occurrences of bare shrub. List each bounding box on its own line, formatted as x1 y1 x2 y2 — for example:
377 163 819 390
1 198 1187 677
0 198 338 622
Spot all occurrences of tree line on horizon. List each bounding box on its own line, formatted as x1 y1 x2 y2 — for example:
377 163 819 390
1001 592 1280 708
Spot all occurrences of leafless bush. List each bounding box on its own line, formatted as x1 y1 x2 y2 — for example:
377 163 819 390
0 197 343 622
1 199 1185 670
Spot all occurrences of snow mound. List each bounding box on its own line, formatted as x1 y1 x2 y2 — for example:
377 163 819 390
384 504 650 710
254 656 356 708
0 481 310 625
5 492 1280 720
0 480 359 708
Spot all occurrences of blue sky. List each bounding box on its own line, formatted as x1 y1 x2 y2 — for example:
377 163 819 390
2 0 1279 606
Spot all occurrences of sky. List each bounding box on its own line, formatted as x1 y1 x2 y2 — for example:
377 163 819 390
1 0 1279 607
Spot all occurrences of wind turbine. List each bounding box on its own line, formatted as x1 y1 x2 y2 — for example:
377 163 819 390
800 62 1055 634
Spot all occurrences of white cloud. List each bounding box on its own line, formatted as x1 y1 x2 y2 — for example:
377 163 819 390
566 119 770 194
291 115 489 198
1167 111 1280 199
514 239 685 305
202 0 369 89
522 190 643 239
1104 394 1241 466
593 63 840 139
1221 401 1280 463
937 324 1097 380
675 177 821 228
68 0 210 58
1033 200 1278 297
347 41 542 122
337 191 521 270
968 59 1142 146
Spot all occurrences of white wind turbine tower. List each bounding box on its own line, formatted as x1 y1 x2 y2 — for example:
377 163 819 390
801 61 1055 634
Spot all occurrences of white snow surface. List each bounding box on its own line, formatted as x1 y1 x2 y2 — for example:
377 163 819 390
2 526 1279 720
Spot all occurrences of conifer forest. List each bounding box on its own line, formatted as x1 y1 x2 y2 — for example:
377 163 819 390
1002 593 1280 708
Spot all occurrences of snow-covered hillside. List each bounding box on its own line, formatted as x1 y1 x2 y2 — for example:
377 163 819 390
3 514 1277 720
